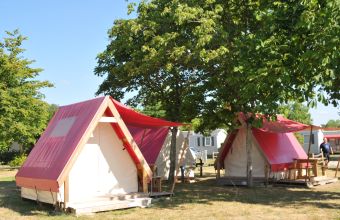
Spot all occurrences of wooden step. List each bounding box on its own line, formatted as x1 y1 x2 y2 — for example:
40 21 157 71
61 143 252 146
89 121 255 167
67 194 151 215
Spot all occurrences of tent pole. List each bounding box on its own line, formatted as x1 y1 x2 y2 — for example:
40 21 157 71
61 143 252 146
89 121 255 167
335 158 340 178
305 125 313 183
246 123 253 187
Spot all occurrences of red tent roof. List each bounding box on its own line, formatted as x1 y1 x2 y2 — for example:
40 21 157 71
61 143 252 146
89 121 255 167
252 129 307 171
16 96 182 192
127 126 169 164
16 97 105 191
111 97 183 165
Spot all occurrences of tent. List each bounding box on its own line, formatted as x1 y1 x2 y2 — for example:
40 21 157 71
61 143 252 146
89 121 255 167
112 100 194 180
15 96 181 213
217 115 308 179
154 131 196 180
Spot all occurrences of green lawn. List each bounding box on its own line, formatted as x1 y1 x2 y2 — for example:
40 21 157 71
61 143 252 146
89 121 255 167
1 168 340 220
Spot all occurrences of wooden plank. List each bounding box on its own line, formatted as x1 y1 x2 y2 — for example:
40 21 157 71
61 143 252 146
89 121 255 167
142 168 148 193
99 117 117 123
335 159 340 177
107 100 152 180
68 197 152 215
150 192 173 198
64 176 69 207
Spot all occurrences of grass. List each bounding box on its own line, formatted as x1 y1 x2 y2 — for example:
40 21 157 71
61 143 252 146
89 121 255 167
0 167 340 220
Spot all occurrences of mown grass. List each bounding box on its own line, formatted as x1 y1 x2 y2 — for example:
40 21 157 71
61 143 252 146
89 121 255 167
0 167 340 220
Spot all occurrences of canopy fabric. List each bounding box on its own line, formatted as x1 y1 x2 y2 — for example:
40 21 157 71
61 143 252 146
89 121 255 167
252 129 307 171
111 97 182 128
239 113 310 133
127 125 169 164
110 97 183 165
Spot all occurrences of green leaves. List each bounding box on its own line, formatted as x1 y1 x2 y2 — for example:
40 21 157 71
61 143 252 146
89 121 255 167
95 0 339 133
0 31 52 152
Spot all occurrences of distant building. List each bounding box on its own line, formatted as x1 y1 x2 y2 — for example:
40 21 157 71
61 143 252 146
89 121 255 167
188 129 227 155
300 129 340 154
9 142 22 152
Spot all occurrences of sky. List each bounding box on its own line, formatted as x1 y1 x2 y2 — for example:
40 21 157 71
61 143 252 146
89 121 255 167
0 0 339 126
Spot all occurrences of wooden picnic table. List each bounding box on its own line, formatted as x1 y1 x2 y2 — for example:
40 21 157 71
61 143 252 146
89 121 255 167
292 158 319 179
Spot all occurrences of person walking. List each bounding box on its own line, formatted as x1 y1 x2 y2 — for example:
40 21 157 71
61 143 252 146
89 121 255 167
320 137 333 165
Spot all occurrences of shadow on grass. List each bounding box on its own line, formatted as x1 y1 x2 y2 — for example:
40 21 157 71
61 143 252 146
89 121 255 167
0 180 65 217
2 176 340 216
154 177 340 210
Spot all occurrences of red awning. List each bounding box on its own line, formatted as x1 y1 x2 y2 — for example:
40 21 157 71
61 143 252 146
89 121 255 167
239 113 310 133
111 98 183 128
324 134 340 139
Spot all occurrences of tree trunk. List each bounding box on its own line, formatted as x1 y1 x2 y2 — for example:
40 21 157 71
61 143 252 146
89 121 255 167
168 126 178 184
246 124 253 187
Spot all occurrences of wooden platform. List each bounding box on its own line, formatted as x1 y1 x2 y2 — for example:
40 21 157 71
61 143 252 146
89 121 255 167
149 192 173 198
216 177 269 186
217 176 338 188
67 193 151 215
273 176 338 188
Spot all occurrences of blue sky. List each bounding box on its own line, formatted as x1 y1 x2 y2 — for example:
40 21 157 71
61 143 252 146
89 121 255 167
0 0 338 126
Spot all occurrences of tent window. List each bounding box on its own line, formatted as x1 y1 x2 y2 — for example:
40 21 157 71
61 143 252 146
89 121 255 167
50 117 76 137
205 137 212 146
197 137 200 146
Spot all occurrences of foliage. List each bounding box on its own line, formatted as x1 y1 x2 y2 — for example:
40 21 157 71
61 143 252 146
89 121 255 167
47 104 59 121
8 154 27 167
0 150 18 165
278 102 312 125
97 0 338 132
324 119 340 128
95 0 339 184
0 30 53 152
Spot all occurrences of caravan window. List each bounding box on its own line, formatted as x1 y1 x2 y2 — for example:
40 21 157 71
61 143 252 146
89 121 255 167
204 137 212 146
304 134 314 144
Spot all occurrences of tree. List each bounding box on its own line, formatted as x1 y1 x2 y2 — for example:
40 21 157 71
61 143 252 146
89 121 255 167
96 0 339 186
325 119 340 128
0 30 52 153
48 104 59 120
95 4 207 183
278 102 312 125
278 102 312 144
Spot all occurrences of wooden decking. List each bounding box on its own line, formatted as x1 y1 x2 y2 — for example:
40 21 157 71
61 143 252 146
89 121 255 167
217 176 338 188
216 176 270 186
274 176 338 188
149 192 173 198
66 193 151 215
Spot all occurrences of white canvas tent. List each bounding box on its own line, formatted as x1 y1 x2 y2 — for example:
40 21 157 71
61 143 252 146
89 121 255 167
16 96 181 214
217 117 308 181
155 131 196 180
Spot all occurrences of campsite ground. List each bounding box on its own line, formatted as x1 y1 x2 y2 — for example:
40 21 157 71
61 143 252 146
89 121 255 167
1 163 340 220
